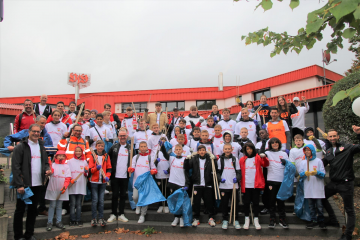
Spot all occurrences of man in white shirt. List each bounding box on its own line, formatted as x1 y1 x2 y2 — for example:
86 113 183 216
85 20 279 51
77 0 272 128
89 114 113 149
12 124 52 240
33 94 52 119
218 108 236 135
291 96 309 138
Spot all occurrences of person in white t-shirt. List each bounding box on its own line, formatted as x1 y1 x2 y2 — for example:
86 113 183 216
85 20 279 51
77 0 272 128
303 127 326 159
298 144 326 229
102 111 117 140
45 110 68 147
265 137 289 229
289 134 306 182
201 117 216 138
291 96 309 137
235 107 259 144
133 118 153 152
89 114 113 149
171 134 191 157
187 127 201 153
217 108 236 135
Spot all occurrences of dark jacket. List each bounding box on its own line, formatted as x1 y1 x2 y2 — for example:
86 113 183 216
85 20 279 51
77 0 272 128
184 153 217 187
279 103 298 128
11 137 50 188
108 142 131 179
216 154 241 182
33 103 52 119
254 105 272 125
111 113 122 130
322 134 360 182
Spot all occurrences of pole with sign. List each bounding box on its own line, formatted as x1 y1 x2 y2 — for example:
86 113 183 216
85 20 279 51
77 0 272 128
68 73 91 105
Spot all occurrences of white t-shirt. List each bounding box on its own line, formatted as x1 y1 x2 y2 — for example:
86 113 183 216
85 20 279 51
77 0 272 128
213 136 224 156
45 122 68 147
218 119 236 135
291 104 309 130
218 142 240 160
201 126 215 139
217 157 239 189
29 139 42 187
169 156 186 186
156 113 161 124
236 111 260 122
194 158 206 187
299 158 325 199
197 143 214 154
155 151 169 179
67 158 88 195
68 112 77 122
121 116 138 137
68 123 90 139
133 130 153 149
115 144 129 179
304 139 325 159
170 117 182 139
45 162 71 200
187 138 200 153
132 154 156 187
244 156 257 188
289 146 305 182
103 122 116 139
235 121 257 144
184 115 205 128
170 138 179 147
89 124 113 149
255 140 268 151
38 104 46 115
265 150 288 182
172 145 191 157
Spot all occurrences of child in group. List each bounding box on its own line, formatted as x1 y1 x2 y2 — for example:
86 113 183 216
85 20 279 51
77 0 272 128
178 119 192 140
213 125 224 157
90 109 98 120
121 106 138 137
217 143 241 230
89 140 112 227
171 134 191 157
218 108 236 135
187 127 201 153
170 126 188 146
184 105 205 129
265 137 289 229
154 137 171 213
235 107 259 144
184 145 216 227
128 141 157 224
67 146 89 227
289 134 306 174
255 129 269 153
201 117 215 138
168 144 188 227
45 110 68 147
303 127 326 159
218 131 240 160
134 118 153 153
298 144 326 229
148 123 168 156
102 111 117 139
238 127 253 159
196 130 214 153
89 114 113 149
45 150 71 231
240 142 269 230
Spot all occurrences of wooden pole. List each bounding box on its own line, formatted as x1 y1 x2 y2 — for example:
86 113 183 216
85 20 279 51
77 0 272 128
191 185 194 206
233 184 236 226
132 102 138 122
89 148 107 179
250 106 262 119
229 184 234 224
128 137 134 177
307 158 310 181
75 103 85 124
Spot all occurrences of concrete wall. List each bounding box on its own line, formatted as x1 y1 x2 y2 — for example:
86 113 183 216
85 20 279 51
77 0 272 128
185 100 196 111
241 93 253 103
0 115 15 144
224 97 236 109
271 77 319 97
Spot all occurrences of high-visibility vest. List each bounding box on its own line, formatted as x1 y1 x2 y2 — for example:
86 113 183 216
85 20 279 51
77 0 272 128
267 121 286 145
57 136 91 161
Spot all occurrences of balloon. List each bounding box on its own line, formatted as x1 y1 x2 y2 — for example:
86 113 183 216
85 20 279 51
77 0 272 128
352 97 360 117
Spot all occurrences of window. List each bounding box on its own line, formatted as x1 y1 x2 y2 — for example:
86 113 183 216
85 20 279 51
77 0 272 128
253 89 271 101
121 102 147 113
161 101 185 111
196 100 216 110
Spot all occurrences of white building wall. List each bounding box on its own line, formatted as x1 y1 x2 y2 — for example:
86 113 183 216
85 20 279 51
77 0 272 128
185 100 196 110
270 77 319 97
241 93 253 103
148 102 156 112
216 99 225 109
224 97 235 108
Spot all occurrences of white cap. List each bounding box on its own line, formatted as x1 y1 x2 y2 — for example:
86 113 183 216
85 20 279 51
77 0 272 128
293 97 300 101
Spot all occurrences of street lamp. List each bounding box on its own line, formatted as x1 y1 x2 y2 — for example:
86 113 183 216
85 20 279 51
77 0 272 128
322 49 337 86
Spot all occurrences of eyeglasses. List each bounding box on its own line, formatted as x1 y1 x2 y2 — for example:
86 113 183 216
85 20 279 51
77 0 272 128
119 135 127 137
31 131 40 133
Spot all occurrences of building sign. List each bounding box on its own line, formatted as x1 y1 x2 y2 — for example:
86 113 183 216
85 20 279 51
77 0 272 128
68 73 91 89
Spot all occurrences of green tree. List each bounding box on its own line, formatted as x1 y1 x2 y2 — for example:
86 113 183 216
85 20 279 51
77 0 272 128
345 32 360 76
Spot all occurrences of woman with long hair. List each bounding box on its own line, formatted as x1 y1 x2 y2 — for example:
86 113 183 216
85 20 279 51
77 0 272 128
276 96 298 129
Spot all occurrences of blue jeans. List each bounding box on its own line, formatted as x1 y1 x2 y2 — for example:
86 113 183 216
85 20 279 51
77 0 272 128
48 200 63 224
91 183 106 219
308 198 324 222
70 194 83 222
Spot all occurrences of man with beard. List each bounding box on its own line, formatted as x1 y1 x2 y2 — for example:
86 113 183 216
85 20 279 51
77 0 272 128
14 99 37 133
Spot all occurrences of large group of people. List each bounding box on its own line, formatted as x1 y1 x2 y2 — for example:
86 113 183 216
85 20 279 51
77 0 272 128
8 94 359 240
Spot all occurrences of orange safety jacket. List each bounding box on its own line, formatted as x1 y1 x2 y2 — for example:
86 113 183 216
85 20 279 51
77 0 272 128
57 136 91 162
88 152 112 183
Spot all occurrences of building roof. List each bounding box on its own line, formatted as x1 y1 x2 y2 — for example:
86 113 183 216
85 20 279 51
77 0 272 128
0 103 24 116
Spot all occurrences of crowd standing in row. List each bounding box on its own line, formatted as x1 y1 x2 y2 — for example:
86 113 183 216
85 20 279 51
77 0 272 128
8 94 359 240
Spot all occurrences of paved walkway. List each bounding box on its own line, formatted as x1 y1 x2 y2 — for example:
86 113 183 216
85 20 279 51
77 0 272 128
3 169 16 240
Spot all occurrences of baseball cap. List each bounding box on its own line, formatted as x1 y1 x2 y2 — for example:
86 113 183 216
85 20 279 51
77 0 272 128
173 107 179 111
293 97 300 101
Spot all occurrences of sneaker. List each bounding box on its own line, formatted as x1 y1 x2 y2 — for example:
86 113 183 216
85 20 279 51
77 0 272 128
260 208 268 215
222 220 228 230
105 189 110 194
268 218 276 228
325 220 340 228
46 223 52 231
293 212 296 215
179 217 184 228
254 217 261 230
171 217 179 227
157 206 164 213
135 207 141 215
192 219 200 227
99 218 107 227
306 221 318 229
138 215 145 224
61 209 67 216
91 219 97 227
318 221 327 229
69 221 76 227
77 221 83 227
234 220 241 230
279 218 289 229
55 222 66 230
107 214 117 223
208 218 216 227
118 214 129 223
243 217 250 230
164 206 170 213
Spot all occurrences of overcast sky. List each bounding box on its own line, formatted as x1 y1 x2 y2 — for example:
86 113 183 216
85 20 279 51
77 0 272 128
0 0 355 98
